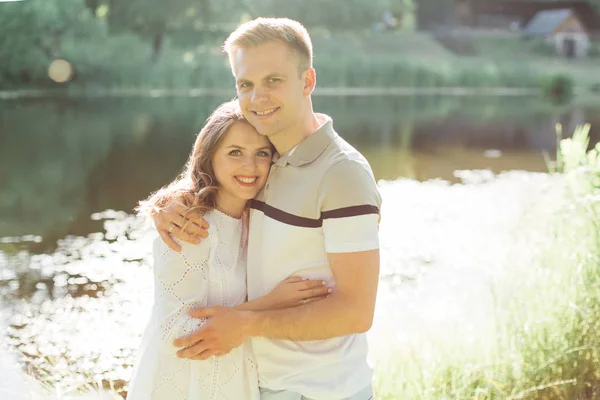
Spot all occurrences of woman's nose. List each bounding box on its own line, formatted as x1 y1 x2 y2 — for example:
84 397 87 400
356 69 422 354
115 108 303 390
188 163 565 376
242 155 257 170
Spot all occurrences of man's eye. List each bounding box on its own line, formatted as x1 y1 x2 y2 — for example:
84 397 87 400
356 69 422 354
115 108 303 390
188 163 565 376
239 82 252 89
268 78 280 84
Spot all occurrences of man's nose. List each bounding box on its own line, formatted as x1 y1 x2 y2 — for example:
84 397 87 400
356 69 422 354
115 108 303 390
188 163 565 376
251 86 268 103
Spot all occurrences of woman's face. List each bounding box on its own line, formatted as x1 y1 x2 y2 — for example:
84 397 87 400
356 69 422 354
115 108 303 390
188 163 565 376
212 121 273 207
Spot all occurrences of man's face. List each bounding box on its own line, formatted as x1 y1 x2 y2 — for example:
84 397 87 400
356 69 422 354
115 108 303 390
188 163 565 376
231 41 310 141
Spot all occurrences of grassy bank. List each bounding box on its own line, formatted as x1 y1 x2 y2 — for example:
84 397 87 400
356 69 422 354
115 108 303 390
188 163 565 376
375 125 600 399
7 45 546 91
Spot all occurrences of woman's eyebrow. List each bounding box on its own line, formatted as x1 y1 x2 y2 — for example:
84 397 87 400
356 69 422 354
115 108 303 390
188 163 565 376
226 145 272 151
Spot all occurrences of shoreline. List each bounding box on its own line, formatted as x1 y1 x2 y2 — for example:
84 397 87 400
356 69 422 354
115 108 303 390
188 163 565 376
0 86 542 100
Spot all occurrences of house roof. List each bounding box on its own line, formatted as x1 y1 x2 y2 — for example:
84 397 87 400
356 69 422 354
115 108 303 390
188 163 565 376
524 8 574 34
473 1 600 33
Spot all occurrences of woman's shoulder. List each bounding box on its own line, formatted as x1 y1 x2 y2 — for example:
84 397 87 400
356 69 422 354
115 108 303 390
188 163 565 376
152 232 213 262
204 209 242 225
151 209 241 259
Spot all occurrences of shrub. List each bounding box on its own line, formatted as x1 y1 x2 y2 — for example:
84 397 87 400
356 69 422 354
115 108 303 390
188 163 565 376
540 73 574 102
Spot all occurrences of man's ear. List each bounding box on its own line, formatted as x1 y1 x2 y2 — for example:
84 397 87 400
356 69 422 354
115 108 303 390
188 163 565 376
303 68 316 96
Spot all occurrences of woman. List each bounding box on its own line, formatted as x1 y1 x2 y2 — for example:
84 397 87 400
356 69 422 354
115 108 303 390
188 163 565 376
127 101 329 400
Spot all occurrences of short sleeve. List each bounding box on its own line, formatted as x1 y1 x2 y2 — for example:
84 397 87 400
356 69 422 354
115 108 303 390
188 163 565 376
318 159 382 253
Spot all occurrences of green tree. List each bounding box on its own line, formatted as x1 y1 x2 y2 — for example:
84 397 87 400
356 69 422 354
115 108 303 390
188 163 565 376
0 0 106 85
241 0 400 31
103 0 217 60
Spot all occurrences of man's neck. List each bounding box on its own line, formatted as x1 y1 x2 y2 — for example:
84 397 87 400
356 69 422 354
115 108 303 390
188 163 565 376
272 112 321 155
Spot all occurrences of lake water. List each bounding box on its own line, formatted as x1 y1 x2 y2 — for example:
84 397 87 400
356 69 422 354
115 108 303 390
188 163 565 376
2 95 598 243
0 94 599 396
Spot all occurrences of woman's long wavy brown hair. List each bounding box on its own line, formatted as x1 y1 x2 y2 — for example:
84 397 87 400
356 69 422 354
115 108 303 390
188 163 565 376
136 100 248 218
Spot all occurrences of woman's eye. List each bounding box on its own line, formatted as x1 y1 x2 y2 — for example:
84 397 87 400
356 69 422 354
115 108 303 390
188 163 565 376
229 150 241 156
257 151 271 157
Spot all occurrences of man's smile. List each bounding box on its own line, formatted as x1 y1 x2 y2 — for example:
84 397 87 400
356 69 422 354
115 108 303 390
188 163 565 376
252 107 280 118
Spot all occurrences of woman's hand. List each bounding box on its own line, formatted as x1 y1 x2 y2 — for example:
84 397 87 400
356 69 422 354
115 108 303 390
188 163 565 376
264 276 332 309
153 201 210 251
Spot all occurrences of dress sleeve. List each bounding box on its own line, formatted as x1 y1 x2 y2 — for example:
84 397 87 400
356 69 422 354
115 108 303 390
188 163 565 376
151 235 214 353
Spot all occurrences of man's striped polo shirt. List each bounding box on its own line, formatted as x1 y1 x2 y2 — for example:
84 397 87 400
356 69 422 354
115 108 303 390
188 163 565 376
247 114 382 399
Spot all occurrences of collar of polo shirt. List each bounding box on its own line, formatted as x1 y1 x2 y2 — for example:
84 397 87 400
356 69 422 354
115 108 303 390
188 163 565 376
277 114 338 168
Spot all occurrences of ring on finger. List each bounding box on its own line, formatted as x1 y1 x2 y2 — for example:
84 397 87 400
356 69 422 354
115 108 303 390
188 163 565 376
169 223 176 234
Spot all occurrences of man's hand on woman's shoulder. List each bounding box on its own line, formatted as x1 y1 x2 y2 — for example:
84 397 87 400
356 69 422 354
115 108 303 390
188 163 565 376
153 201 210 252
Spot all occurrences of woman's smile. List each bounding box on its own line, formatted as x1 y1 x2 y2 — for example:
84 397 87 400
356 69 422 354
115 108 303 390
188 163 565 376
235 175 259 187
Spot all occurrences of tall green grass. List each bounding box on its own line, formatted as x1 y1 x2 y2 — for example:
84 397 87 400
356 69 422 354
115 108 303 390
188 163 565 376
94 52 549 90
9 38 565 92
375 125 600 399
314 54 542 89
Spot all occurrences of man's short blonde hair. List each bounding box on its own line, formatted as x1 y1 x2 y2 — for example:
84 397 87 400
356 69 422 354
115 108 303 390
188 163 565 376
223 17 313 73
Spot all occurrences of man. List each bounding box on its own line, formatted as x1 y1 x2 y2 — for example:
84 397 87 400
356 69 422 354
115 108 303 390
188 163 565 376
154 17 381 400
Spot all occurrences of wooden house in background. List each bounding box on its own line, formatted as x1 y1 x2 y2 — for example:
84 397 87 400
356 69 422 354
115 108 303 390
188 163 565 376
523 8 590 57
468 0 600 34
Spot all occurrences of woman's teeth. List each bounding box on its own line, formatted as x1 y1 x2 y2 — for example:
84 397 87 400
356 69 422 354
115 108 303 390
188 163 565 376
236 176 257 184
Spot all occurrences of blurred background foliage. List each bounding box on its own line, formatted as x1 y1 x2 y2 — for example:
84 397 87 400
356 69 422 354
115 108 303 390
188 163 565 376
4 0 597 91
0 0 412 87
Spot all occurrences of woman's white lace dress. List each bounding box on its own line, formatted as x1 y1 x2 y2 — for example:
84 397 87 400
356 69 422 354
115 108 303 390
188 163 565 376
127 210 259 400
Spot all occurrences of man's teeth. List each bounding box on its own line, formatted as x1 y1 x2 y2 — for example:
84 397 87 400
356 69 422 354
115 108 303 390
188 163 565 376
237 177 256 184
255 108 277 116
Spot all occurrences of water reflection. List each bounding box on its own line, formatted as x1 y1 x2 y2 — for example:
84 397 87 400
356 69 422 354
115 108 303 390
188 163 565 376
2 211 154 397
1 95 598 297
1 95 598 299
2 96 597 243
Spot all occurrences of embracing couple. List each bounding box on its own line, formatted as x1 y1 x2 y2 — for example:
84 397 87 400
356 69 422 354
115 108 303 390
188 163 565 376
127 17 382 400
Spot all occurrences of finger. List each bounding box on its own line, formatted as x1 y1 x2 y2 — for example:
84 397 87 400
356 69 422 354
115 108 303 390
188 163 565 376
176 340 208 359
181 208 210 230
299 280 328 290
181 221 209 239
190 220 208 238
157 210 187 231
304 286 333 299
173 329 205 348
166 202 208 235
164 212 202 237
199 217 210 230
171 225 203 245
190 349 220 361
188 307 217 319
171 200 192 217
159 230 182 252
